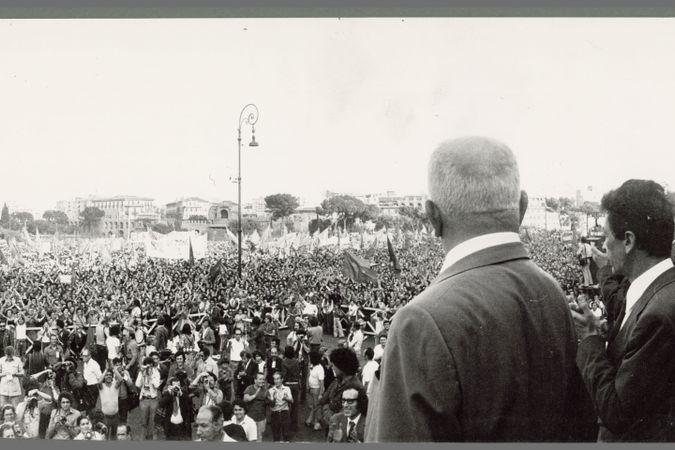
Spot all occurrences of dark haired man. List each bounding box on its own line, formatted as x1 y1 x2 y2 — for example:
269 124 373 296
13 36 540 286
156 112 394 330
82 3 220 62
572 179 675 442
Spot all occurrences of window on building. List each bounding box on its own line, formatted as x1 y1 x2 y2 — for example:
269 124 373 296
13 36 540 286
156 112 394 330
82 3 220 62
221 210 229 219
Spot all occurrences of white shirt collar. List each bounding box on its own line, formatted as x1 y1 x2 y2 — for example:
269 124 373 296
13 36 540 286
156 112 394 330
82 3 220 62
440 232 521 274
621 258 674 329
348 413 361 426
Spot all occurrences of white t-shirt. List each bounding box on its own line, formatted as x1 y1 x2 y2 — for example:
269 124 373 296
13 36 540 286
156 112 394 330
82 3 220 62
218 324 228 336
229 415 257 442
361 360 379 389
373 344 385 362
106 336 121 361
229 338 245 362
308 364 325 389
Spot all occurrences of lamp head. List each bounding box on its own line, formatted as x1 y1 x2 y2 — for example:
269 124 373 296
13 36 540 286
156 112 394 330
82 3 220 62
249 125 259 147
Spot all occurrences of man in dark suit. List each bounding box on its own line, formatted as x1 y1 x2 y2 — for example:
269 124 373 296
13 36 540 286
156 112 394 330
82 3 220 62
572 179 675 442
327 388 366 443
235 352 256 400
365 137 595 442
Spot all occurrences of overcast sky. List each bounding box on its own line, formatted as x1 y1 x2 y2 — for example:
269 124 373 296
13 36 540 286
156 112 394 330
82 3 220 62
2 18 675 215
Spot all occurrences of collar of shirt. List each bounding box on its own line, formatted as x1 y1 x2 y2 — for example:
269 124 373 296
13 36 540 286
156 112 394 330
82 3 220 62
440 232 521 275
622 258 674 329
348 413 361 427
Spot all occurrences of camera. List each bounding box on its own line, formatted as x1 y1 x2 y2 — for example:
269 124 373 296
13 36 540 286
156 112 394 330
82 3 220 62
171 386 181 395
48 370 56 380
84 431 93 440
60 417 68 425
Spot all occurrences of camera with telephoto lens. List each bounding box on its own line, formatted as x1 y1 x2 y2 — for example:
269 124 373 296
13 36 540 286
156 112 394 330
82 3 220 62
47 370 56 380
171 385 182 395
84 431 93 440
60 416 68 425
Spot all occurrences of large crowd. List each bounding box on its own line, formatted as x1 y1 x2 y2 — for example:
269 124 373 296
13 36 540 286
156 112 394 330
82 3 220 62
0 229 586 441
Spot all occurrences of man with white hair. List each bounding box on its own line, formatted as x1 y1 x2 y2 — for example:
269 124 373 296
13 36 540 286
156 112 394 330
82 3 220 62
365 137 594 442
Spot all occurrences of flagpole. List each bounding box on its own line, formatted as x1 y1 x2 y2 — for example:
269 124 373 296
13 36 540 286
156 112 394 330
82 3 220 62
236 104 260 279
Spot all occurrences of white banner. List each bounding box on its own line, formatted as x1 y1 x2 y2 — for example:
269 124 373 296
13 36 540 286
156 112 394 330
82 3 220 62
146 232 207 260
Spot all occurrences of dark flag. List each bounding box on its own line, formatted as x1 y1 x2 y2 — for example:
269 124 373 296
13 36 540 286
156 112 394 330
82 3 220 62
0 247 7 266
188 237 195 266
209 259 225 283
387 235 402 274
342 251 378 283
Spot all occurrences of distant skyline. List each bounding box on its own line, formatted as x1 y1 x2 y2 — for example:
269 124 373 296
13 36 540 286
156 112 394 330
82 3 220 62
2 18 675 216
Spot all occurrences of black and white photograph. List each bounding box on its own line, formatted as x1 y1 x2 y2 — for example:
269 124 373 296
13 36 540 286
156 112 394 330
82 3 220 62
1 16 675 443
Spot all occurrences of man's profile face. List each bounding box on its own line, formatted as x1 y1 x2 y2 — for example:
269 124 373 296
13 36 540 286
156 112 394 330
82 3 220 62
603 220 626 273
195 409 221 441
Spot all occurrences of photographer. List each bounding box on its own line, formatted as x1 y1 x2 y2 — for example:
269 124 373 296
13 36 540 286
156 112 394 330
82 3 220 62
190 371 223 410
135 356 161 440
45 392 80 440
111 358 136 423
158 376 192 440
167 351 194 385
16 379 51 438
72 415 105 441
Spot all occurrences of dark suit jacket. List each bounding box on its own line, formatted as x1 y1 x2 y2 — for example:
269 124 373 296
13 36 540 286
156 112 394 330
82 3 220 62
328 412 366 443
365 241 596 442
577 263 675 441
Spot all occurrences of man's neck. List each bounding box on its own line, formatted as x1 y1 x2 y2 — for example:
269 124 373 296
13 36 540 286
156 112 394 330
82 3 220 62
628 256 668 283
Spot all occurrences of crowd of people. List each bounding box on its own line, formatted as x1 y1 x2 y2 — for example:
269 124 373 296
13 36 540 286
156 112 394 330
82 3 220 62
0 227 588 441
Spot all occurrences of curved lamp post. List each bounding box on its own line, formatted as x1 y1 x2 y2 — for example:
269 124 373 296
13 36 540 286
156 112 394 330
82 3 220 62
237 104 259 279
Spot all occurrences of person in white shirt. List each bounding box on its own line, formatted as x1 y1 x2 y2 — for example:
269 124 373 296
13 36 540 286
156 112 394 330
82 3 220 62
229 400 258 442
135 356 161 440
202 348 219 377
0 346 24 408
360 348 379 398
305 352 325 430
98 367 122 440
105 325 122 365
347 321 365 355
227 329 247 372
14 316 27 358
372 335 387 363
80 348 102 411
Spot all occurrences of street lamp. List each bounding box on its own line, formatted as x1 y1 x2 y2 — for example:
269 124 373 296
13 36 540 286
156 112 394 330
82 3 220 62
237 103 260 279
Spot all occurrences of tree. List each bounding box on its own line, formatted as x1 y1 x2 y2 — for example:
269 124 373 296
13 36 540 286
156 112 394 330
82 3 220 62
228 217 261 236
557 197 575 211
80 206 105 233
43 210 70 225
264 194 300 221
308 218 332 235
0 204 9 227
321 195 370 231
30 220 56 235
398 205 429 230
151 223 172 234
11 212 34 224
545 197 559 211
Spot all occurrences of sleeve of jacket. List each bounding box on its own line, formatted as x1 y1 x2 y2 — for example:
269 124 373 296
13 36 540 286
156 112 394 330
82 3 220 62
577 305 675 435
597 265 628 330
365 303 461 442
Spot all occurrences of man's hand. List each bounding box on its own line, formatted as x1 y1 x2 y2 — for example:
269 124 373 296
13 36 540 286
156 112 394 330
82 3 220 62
570 295 607 341
591 246 609 269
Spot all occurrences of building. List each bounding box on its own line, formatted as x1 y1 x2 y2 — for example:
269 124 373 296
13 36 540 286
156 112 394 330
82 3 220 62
89 196 158 236
376 193 427 216
288 206 321 232
55 197 93 224
521 195 561 230
165 197 214 229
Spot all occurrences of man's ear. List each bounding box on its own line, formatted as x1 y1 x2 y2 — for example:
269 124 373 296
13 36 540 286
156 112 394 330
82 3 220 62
519 190 529 226
624 230 636 255
425 200 443 238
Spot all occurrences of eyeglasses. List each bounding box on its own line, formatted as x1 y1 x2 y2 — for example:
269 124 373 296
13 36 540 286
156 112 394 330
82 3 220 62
341 398 358 404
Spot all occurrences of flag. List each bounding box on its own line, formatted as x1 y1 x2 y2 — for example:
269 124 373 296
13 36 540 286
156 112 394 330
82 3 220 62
342 251 378 283
188 236 195 265
35 226 40 242
387 234 402 274
226 227 238 245
209 258 226 283
0 247 7 266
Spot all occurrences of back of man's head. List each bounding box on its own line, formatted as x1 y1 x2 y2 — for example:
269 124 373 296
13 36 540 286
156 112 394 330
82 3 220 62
427 136 521 233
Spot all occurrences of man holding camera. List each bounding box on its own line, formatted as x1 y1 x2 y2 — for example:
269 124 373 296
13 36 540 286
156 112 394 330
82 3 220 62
111 358 135 423
135 356 161 440
190 371 223 411
158 375 192 441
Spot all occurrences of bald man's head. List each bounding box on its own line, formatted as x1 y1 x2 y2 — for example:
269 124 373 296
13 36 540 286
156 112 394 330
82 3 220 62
426 137 524 243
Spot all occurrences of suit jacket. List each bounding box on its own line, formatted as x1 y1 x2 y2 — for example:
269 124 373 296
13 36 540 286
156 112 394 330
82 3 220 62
328 412 366 443
365 241 596 442
577 264 675 441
